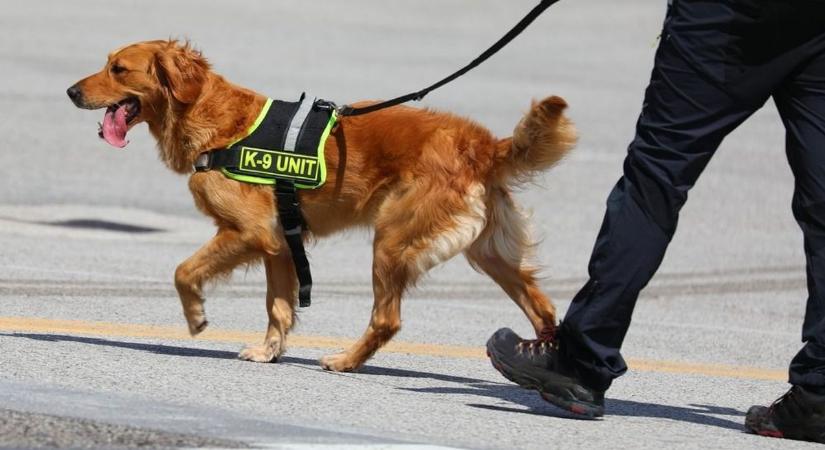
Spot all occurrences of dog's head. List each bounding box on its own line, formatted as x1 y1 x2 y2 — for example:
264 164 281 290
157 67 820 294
67 40 210 148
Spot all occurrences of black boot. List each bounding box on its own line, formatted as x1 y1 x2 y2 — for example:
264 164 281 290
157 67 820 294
486 327 605 418
745 385 825 443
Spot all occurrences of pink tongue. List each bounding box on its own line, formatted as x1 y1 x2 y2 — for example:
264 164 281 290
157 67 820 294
101 105 129 148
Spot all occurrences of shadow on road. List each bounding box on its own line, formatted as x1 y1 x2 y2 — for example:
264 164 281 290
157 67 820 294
3 332 496 385
2 333 238 359
5 332 746 432
0 217 163 233
345 362 502 385
405 383 746 430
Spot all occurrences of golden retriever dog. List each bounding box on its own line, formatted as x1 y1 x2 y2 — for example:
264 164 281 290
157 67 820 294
67 40 576 372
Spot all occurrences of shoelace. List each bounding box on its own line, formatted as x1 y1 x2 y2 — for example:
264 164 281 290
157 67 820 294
516 327 557 355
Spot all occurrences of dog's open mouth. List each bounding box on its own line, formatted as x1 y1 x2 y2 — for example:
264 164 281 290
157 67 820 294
98 97 141 148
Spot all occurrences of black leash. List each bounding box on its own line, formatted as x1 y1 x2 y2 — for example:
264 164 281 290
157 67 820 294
337 0 561 117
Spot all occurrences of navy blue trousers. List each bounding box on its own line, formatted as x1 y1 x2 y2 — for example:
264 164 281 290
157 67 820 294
559 0 825 392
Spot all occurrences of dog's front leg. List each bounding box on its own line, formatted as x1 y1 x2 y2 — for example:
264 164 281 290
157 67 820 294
238 254 297 362
174 227 258 335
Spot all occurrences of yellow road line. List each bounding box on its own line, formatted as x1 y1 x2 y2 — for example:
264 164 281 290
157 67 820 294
625 358 785 382
0 316 785 381
0 316 483 359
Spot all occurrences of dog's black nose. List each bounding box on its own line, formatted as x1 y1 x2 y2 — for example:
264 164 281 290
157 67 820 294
66 85 83 104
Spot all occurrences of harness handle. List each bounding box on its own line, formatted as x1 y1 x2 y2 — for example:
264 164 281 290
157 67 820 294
338 0 561 117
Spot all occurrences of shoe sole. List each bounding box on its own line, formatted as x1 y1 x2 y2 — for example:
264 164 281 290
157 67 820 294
486 347 604 418
745 415 785 439
745 410 825 443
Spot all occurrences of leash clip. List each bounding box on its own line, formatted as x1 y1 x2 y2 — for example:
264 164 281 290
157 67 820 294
336 104 354 117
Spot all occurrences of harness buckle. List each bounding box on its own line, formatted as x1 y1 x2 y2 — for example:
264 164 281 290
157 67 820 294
194 152 212 172
314 99 337 112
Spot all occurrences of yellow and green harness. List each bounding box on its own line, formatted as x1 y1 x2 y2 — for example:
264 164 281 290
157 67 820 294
194 94 338 307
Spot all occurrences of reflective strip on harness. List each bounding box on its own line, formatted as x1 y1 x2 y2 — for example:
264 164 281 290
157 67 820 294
284 96 314 152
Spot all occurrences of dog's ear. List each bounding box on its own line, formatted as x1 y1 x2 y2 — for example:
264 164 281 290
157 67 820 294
154 42 209 104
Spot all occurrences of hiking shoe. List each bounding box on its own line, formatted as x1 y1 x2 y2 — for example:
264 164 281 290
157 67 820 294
745 385 825 443
486 327 605 418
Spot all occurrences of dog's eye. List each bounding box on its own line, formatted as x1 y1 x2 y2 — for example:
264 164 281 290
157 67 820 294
110 65 127 75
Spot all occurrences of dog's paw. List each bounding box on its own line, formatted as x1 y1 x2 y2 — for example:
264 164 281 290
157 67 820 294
320 352 360 372
238 345 278 363
187 317 209 336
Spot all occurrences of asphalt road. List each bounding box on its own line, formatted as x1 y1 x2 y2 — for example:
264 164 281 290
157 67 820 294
0 0 819 449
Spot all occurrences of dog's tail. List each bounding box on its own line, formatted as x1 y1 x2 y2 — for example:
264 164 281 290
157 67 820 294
495 96 576 181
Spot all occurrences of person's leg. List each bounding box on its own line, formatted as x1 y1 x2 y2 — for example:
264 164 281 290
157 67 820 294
744 33 825 444
559 1 825 395
488 1 774 416
775 46 825 392
558 18 769 394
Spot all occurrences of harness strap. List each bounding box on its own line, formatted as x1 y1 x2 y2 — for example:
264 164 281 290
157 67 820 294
275 181 312 308
337 0 560 117
194 148 233 171
277 96 313 308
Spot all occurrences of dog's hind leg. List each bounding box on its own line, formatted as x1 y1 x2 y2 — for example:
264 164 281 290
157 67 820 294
319 182 487 372
464 187 557 335
174 228 260 335
238 254 297 362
